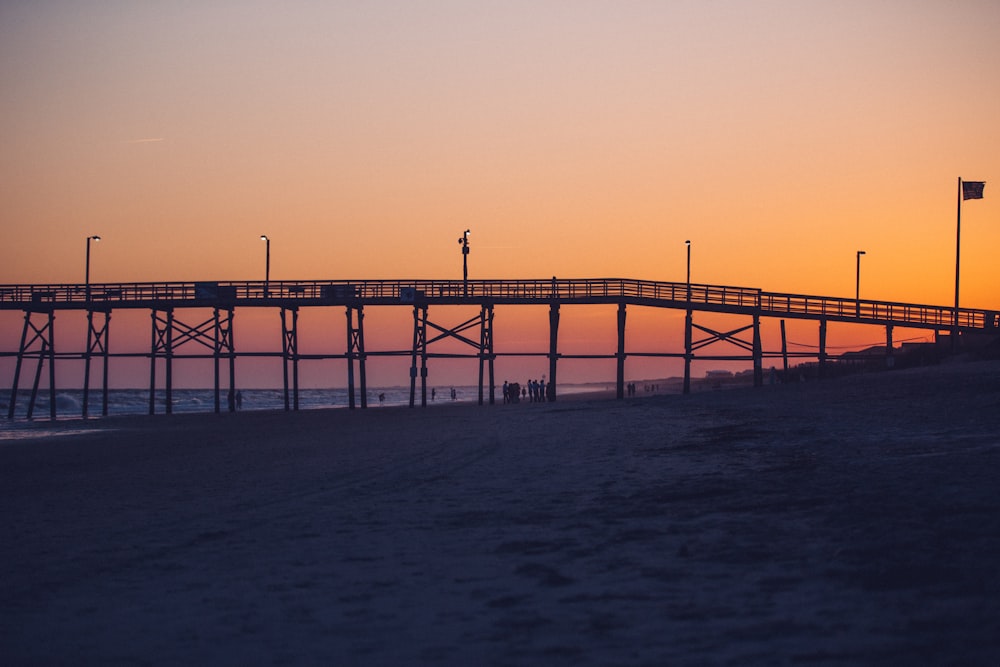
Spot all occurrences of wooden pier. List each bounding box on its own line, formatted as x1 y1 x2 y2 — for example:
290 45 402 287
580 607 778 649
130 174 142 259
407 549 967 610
2 277 996 419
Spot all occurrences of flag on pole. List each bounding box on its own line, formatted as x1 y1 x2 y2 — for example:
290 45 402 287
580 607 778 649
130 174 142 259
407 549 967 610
962 181 985 200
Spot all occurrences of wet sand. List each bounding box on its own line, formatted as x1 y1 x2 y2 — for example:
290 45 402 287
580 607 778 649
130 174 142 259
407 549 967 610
2 360 999 665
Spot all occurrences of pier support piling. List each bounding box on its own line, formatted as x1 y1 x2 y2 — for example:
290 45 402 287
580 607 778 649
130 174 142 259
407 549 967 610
616 303 627 399
82 307 111 418
780 319 789 382
818 319 828 379
406 303 495 407
886 325 894 369
683 309 693 394
409 305 428 407
548 303 560 402
281 307 300 410
752 314 763 387
8 309 56 420
150 309 175 415
149 308 234 415
213 308 235 414
346 304 367 409
26 340 50 420
478 304 495 405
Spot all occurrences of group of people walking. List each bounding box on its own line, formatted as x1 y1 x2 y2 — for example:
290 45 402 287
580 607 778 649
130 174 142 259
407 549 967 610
502 378 548 404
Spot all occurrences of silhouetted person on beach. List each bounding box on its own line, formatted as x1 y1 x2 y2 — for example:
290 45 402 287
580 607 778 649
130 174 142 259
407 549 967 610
378 392 385 406
503 381 509 404
235 391 242 410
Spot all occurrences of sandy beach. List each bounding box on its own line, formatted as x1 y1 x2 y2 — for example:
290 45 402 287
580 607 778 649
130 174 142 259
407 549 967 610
2 360 999 665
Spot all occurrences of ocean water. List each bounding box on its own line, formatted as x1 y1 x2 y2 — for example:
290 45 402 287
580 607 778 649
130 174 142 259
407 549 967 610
1 383 606 421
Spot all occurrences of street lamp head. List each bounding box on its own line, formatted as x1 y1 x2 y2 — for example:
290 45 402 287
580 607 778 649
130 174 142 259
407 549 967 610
858 250 866 256
260 235 269 241
685 239 691 245
90 235 101 242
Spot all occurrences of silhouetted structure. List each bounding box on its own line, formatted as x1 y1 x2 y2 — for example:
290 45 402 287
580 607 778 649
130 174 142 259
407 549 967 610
2 278 997 419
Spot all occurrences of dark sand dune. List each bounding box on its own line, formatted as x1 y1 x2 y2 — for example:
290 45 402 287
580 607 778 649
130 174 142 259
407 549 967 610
2 361 999 665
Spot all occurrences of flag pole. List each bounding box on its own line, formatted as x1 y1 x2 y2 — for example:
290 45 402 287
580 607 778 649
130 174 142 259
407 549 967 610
953 176 962 351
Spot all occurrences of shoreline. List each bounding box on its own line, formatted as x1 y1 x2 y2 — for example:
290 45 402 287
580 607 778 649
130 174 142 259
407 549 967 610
1 356 989 430
0 373 754 425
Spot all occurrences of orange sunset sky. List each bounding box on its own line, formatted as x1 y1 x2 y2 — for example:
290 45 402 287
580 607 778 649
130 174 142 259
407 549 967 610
1 1 998 388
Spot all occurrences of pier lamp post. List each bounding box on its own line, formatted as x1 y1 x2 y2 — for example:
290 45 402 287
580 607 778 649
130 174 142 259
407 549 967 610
856 250 866 317
685 240 691 302
458 229 470 296
83 234 101 419
260 235 270 297
85 235 101 301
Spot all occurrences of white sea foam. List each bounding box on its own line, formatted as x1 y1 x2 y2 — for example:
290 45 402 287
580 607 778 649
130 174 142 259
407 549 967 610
3 385 582 420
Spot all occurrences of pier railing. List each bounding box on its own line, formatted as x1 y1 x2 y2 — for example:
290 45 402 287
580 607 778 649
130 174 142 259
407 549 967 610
0 277 994 331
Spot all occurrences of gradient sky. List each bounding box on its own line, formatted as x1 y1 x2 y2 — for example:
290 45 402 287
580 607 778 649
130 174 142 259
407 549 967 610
1 1 998 387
